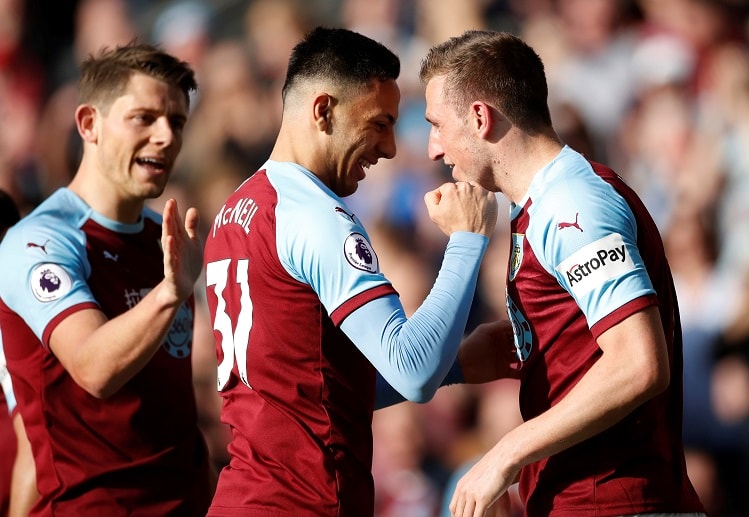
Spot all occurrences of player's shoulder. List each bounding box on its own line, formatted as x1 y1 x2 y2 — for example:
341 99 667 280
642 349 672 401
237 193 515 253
264 161 357 227
1 189 88 255
530 148 622 222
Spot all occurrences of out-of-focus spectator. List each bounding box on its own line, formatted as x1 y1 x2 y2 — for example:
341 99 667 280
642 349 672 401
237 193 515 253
710 271 749 516
373 402 441 517
151 0 214 103
34 0 137 203
0 0 45 212
550 0 643 163
664 204 745 516
243 0 315 91
177 39 277 238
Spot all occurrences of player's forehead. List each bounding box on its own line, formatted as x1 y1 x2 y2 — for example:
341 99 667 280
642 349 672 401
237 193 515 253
424 75 451 124
349 78 400 121
110 73 188 114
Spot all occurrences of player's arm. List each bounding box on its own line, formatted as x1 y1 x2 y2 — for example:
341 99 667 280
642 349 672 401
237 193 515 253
345 232 484 405
342 182 498 404
49 199 202 398
374 319 519 409
9 412 37 517
448 305 669 517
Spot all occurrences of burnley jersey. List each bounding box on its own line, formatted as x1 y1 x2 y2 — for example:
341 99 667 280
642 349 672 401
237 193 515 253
204 160 398 516
0 188 211 516
506 147 703 516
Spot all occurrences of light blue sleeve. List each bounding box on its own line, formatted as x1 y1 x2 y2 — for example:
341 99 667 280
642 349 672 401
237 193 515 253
374 357 463 409
273 167 392 312
270 165 488 404
0 210 96 344
526 164 654 327
341 232 487 404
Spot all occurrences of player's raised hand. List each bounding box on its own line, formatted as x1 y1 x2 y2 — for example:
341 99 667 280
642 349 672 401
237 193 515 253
424 181 498 238
161 198 203 303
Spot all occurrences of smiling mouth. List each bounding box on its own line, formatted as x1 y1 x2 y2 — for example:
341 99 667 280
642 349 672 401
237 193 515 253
357 159 373 179
135 156 167 173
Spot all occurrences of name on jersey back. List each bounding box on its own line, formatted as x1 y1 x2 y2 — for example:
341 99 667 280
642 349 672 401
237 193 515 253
213 198 258 237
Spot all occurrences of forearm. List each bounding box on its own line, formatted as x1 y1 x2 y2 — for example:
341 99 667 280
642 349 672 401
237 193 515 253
345 232 488 403
10 413 37 517
494 331 666 472
53 280 187 398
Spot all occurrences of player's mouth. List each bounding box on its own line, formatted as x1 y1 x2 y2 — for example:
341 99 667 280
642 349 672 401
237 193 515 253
357 159 373 180
135 156 169 175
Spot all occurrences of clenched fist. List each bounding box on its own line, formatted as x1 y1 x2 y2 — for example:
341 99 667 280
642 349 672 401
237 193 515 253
424 181 498 238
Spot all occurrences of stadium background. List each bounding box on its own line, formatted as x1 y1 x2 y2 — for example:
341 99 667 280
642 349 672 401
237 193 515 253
2 0 749 515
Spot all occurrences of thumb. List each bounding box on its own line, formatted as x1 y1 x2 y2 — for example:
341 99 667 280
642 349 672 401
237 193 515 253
424 187 442 207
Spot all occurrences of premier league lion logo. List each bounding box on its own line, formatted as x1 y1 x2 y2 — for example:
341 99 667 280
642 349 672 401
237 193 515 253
39 269 61 293
344 232 378 273
31 263 72 302
354 237 372 265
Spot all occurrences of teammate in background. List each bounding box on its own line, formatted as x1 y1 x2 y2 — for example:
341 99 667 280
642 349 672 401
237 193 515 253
419 31 705 517
203 27 498 516
0 43 213 515
0 189 33 517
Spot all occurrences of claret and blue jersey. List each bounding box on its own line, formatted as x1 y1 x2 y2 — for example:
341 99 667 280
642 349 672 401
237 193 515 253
506 146 701 515
203 159 488 516
204 161 397 516
0 188 210 515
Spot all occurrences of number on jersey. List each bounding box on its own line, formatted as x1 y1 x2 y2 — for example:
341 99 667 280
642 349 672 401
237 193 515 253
206 258 253 390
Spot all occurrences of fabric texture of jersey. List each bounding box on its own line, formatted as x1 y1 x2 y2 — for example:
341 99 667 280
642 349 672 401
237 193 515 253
204 161 398 517
507 147 703 516
0 188 211 516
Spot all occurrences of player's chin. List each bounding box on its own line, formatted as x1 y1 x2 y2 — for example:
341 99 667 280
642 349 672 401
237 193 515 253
139 180 169 200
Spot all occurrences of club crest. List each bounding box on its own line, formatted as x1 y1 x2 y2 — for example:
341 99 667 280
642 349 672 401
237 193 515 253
509 233 524 282
163 302 193 359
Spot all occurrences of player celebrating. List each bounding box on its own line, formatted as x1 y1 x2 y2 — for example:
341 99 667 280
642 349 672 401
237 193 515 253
0 43 212 515
203 27 497 516
419 30 706 517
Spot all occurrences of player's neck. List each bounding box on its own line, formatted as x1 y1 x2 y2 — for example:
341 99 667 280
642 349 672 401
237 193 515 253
502 131 564 204
68 169 144 224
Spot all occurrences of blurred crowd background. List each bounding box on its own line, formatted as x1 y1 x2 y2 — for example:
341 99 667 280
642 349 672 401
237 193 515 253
3 0 749 515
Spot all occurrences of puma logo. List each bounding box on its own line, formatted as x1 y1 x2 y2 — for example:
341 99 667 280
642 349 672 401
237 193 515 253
103 250 119 262
558 213 583 232
335 206 356 223
26 240 50 254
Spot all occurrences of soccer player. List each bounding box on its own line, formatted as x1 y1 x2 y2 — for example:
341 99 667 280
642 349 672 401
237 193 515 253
419 31 706 516
203 27 498 516
0 43 213 515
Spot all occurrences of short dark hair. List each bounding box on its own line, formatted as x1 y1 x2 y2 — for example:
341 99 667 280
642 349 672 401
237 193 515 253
420 30 552 133
78 41 197 111
281 26 400 101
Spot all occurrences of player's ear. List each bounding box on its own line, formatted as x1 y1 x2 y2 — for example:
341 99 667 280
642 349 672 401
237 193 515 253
313 93 333 133
75 104 99 143
472 101 507 142
471 101 493 139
